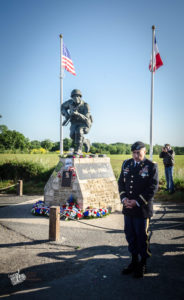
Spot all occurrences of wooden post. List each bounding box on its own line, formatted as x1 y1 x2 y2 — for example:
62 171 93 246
49 206 60 241
17 180 23 196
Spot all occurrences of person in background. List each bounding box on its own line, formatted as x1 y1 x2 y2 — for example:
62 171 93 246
118 141 159 278
159 144 175 194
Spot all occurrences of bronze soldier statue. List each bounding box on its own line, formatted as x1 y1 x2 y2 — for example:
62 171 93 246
61 89 93 154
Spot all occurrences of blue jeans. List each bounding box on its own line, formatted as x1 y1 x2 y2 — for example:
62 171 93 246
165 166 174 191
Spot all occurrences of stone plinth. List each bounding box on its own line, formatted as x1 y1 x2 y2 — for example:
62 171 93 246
44 157 121 212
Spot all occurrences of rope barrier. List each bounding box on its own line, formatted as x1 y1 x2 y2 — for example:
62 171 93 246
0 180 23 195
0 183 18 192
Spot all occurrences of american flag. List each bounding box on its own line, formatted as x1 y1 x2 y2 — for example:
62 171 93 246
62 43 76 76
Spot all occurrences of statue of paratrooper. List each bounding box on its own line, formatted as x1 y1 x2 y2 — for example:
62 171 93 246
61 89 93 154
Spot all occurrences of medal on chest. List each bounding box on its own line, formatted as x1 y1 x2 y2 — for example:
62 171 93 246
139 165 149 178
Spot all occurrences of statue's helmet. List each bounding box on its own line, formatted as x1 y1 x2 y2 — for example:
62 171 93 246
71 89 82 98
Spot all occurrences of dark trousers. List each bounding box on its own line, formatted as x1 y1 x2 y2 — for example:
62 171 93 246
124 215 151 259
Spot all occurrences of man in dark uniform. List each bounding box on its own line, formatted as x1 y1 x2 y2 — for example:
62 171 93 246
61 89 93 154
118 141 158 278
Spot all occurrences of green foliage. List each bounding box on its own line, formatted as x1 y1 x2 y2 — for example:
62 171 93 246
40 139 53 151
174 146 184 155
0 160 54 182
0 154 184 197
0 124 184 155
51 141 60 151
63 138 73 151
30 140 41 149
0 129 30 152
0 125 8 133
173 177 184 190
30 148 47 154
90 142 184 155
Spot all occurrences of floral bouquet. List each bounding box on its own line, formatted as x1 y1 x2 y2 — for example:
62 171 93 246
83 206 109 218
31 196 109 220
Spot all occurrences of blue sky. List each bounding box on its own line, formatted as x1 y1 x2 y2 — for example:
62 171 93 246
0 0 184 146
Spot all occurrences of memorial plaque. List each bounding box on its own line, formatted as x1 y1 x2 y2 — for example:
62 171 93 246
75 163 114 180
61 171 72 187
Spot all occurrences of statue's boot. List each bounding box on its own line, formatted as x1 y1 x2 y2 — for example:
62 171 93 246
83 139 90 153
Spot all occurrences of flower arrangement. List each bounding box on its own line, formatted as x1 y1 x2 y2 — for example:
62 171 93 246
83 206 109 218
31 196 109 221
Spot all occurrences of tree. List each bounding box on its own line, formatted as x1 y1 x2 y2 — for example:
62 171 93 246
0 129 30 151
0 125 8 133
30 140 41 149
41 139 53 151
153 144 162 155
63 138 73 151
51 142 60 151
108 145 117 154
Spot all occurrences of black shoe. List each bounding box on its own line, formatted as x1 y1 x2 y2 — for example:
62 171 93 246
122 262 138 275
133 262 147 278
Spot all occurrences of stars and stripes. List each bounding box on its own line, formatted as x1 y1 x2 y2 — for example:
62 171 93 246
62 43 76 76
149 37 163 72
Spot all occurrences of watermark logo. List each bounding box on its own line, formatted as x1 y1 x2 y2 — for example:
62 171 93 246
8 270 26 286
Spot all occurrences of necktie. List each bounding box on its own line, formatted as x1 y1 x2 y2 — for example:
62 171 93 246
135 162 139 168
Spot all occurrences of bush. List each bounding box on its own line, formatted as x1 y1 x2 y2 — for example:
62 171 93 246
0 160 54 182
30 148 47 154
174 178 184 191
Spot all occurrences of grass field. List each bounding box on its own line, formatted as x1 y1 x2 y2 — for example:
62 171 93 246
108 154 184 181
0 153 184 200
0 153 184 180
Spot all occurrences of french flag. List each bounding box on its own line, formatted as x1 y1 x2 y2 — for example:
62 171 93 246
149 37 163 72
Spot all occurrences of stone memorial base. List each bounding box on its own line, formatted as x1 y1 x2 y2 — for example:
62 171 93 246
44 157 121 212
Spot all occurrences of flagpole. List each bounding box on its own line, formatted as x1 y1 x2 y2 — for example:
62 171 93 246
60 34 63 155
150 25 155 161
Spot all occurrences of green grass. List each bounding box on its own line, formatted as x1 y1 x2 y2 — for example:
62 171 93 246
0 153 60 170
109 154 184 182
0 154 184 200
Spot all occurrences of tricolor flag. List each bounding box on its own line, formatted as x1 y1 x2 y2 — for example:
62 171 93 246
62 43 76 76
149 37 163 72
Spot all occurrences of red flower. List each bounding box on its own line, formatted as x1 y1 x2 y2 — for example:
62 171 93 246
77 213 82 218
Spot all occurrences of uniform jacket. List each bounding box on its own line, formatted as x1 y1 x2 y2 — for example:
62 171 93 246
159 150 174 167
118 158 159 218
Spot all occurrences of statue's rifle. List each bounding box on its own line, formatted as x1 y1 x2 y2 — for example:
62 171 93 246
62 116 71 126
62 104 79 126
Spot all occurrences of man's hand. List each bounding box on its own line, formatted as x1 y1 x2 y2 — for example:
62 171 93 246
124 199 137 209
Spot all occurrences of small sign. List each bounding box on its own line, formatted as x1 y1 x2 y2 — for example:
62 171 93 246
61 171 72 187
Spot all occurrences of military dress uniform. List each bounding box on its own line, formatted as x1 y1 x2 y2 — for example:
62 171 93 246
118 155 158 276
